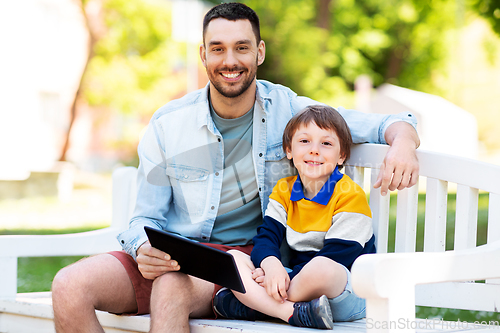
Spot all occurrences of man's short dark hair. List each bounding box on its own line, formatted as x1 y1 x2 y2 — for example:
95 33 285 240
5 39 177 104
282 105 353 170
203 2 261 44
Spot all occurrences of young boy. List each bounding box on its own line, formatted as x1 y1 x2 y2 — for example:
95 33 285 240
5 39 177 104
214 105 376 329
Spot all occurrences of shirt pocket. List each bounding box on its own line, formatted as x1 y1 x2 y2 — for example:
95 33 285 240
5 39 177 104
165 164 209 217
265 142 286 161
264 143 294 190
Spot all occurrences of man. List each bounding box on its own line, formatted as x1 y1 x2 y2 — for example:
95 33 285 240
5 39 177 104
52 3 419 332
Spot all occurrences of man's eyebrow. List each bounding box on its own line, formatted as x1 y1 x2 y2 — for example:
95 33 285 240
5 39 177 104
208 40 223 47
207 39 253 47
236 39 253 45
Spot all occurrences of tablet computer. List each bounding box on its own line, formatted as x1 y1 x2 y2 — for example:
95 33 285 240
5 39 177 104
144 226 246 293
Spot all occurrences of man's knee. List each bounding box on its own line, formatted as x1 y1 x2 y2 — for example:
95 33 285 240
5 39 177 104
52 259 90 304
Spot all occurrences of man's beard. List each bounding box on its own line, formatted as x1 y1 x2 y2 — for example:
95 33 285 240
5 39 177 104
208 59 258 98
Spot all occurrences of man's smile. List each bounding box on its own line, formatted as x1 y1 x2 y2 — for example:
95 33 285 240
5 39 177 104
221 71 243 80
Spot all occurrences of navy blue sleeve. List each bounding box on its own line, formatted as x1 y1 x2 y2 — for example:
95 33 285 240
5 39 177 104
251 216 286 268
316 234 376 270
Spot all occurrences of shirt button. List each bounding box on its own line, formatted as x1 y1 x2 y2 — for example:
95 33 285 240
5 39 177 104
218 137 221 142
215 172 219 176
211 206 215 210
259 153 263 157
262 118 265 123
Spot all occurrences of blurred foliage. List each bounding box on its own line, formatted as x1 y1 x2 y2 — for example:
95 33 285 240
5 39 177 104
242 0 456 106
82 0 185 117
77 0 499 156
471 0 500 36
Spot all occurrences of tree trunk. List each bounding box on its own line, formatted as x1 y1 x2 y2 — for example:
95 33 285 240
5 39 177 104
385 45 408 82
59 0 103 161
317 0 332 30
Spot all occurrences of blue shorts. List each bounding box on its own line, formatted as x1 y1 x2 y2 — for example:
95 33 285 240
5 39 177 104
285 264 365 322
329 265 366 322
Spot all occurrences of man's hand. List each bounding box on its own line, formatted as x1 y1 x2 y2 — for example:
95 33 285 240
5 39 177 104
136 241 180 280
373 121 420 196
260 256 290 303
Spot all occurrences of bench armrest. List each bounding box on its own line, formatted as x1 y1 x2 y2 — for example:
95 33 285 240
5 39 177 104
0 227 123 258
351 240 500 332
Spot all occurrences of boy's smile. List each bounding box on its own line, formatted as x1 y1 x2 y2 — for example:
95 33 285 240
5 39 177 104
286 122 346 198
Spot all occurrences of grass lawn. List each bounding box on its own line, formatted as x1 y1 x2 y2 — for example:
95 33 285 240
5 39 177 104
2 193 499 323
0 227 106 293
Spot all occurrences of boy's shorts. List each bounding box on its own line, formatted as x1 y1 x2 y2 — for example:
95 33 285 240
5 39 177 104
285 264 366 322
329 265 366 322
108 243 253 317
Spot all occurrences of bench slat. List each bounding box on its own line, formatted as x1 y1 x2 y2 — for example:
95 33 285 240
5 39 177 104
395 184 419 253
424 178 448 252
416 282 500 312
345 165 365 189
454 185 479 251
487 193 500 284
0 258 17 298
370 169 390 253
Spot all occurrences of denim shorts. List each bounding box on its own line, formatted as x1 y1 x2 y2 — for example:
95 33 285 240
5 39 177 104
285 264 365 322
328 265 366 322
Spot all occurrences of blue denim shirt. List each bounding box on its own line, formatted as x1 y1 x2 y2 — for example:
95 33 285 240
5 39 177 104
117 80 417 259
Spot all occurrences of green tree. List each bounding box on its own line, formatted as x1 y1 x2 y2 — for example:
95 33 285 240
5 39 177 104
60 0 184 161
471 0 500 36
243 0 457 106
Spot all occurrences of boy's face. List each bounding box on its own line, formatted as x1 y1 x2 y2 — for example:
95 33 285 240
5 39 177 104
286 122 345 186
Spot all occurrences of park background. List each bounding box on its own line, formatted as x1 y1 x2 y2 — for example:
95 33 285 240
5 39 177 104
0 0 500 324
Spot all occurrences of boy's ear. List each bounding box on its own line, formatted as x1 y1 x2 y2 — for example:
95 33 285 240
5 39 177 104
286 148 293 160
338 155 346 166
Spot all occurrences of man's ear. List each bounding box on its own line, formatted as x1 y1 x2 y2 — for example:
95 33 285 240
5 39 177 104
200 44 207 68
257 40 265 66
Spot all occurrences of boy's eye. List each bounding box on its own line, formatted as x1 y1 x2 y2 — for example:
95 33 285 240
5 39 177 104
299 139 309 143
323 142 332 146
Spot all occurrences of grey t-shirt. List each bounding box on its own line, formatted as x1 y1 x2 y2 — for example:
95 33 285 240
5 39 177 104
209 103 262 245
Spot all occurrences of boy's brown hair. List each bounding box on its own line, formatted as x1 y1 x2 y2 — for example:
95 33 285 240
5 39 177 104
282 105 352 170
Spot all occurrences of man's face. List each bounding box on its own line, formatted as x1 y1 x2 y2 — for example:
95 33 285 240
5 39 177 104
200 18 265 99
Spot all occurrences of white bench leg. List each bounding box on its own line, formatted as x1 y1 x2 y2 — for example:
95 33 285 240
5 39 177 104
0 257 17 298
365 289 416 333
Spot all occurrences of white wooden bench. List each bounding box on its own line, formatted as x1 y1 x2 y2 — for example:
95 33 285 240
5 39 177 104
1 143 500 333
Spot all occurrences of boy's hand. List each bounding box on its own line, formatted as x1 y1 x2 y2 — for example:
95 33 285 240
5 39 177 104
136 241 180 280
260 256 290 303
251 267 265 285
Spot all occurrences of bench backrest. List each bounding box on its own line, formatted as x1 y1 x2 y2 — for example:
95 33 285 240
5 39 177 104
113 144 500 313
344 144 500 312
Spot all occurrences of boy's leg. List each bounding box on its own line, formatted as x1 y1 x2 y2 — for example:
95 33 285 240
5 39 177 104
328 265 366 322
287 256 366 322
222 251 334 329
227 250 294 322
287 256 347 302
